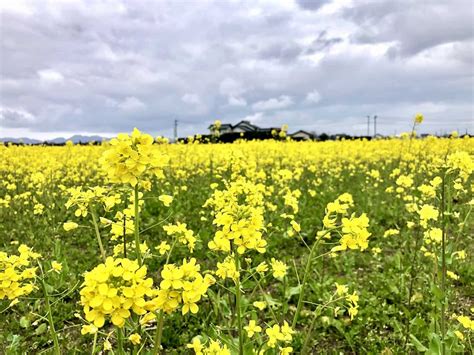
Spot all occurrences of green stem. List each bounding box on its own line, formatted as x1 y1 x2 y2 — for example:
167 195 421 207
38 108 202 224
39 264 60 355
90 208 106 262
152 310 164 355
301 306 322 354
123 213 127 258
165 238 178 265
251 274 278 323
117 327 124 355
91 332 97 355
292 236 322 328
234 253 244 355
440 172 447 355
281 276 287 322
403 223 423 350
134 185 142 266
301 295 343 353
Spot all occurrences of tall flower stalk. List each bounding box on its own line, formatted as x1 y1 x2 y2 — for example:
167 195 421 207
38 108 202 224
440 171 447 355
234 252 244 355
90 208 106 262
133 185 142 266
38 262 61 355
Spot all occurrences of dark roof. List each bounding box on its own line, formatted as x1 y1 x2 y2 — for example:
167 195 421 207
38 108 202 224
208 120 274 131
233 120 259 131
290 130 315 137
258 127 281 132
208 123 233 129
208 121 281 132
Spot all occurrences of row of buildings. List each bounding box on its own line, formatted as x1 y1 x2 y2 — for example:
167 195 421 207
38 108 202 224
208 120 315 140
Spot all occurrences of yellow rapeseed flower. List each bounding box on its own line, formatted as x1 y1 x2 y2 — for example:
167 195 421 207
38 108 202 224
244 320 262 337
159 194 173 207
129 333 141 345
63 221 79 231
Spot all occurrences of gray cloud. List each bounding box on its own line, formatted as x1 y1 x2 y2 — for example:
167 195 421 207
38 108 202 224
296 0 332 11
258 42 304 63
0 107 36 127
305 31 343 53
0 0 472 139
343 0 474 57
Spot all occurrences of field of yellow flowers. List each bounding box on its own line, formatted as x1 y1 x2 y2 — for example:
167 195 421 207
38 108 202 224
0 122 473 354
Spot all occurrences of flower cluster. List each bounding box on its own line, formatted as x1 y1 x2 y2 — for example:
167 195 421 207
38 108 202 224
331 213 371 252
414 113 424 124
99 128 169 186
0 244 41 301
100 211 135 240
210 120 222 137
334 283 360 320
457 315 474 330
265 321 295 349
205 178 267 254
318 193 371 253
146 258 214 315
446 151 473 181
395 174 414 194
33 203 44 215
79 257 154 331
270 258 288 279
65 186 122 217
163 222 197 252
215 256 240 281
417 204 439 228
112 241 150 259
187 337 230 355
322 193 354 229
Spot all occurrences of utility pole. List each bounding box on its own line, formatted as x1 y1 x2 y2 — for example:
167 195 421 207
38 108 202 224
373 115 378 137
174 119 178 142
367 115 370 136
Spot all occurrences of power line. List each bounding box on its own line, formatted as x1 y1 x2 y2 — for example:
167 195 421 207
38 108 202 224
174 119 178 142
374 115 378 137
366 115 377 137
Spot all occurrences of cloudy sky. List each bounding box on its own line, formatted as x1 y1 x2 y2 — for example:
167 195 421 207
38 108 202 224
1 0 473 139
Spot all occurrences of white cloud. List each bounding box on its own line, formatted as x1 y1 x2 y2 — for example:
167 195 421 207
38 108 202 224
105 97 119 108
0 1 34 16
181 93 201 105
306 90 321 103
117 97 146 111
241 112 264 123
219 78 246 97
37 69 64 84
252 95 293 111
228 96 247 106
94 44 119 62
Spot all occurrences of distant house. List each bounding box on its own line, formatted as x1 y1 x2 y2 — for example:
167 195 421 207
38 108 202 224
289 130 315 140
215 123 234 134
208 120 281 135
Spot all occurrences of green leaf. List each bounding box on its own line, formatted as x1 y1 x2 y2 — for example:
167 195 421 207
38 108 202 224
45 283 54 294
411 315 426 329
389 284 399 295
410 334 428 352
35 323 47 335
285 285 301 298
19 317 29 329
430 284 443 301
263 294 280 309
428 333 441 355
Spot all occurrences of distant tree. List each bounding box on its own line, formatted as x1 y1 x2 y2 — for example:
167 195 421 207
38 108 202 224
318 133 329 141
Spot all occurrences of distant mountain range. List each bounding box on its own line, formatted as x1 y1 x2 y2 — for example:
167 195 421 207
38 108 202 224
0 135 109 144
